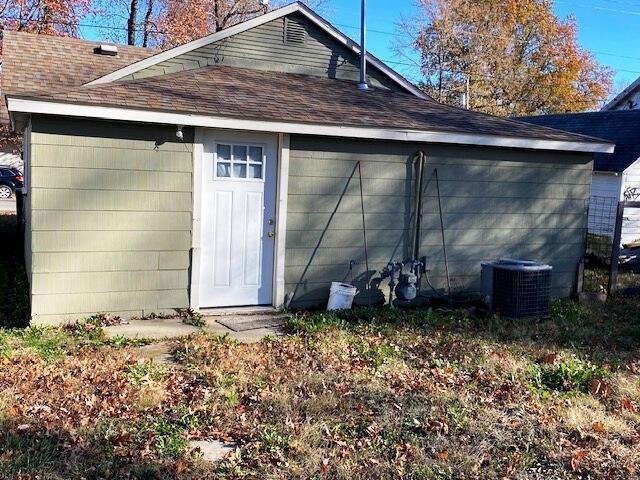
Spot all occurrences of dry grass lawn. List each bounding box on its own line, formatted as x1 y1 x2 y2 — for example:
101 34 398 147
0 299 639 479
1 214 640 479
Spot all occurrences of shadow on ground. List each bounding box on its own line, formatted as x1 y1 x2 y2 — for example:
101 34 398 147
0 424 198 479
0 213 29 327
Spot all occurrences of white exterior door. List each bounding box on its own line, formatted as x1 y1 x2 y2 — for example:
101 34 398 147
200 131 277 307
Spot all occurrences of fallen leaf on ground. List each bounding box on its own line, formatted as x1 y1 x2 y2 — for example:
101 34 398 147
622 399 636 412
570 450 587 471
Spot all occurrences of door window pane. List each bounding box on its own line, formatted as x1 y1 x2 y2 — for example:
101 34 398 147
248 164 263 179
216 162 231 177
217 144 231 161
232 163 247 178
233 145 247 162
249 146 263 164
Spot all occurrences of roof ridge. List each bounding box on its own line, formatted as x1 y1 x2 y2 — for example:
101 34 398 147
521 109 640 119
2 30 157 52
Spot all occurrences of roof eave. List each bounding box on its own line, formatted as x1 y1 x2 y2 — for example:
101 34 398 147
7 96 615 154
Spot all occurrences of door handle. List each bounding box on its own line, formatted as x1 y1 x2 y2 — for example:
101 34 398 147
267 231 275 238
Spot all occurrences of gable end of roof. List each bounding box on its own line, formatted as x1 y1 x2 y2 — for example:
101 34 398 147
83 2 427 99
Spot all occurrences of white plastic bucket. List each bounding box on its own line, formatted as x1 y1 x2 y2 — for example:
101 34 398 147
327 282 357 310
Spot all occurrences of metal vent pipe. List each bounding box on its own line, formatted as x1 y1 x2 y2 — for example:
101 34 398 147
357 0 369 90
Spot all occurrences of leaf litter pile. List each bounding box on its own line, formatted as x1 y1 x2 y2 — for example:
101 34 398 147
1 298 640 479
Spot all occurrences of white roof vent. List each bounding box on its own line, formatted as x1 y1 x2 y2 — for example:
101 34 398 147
95 44 118 56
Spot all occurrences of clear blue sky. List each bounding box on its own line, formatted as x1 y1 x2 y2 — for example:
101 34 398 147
322 0 639 92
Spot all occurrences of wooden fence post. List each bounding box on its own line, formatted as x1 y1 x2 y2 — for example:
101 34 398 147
608 201 625 294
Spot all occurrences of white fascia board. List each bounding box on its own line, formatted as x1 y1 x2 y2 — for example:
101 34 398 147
7 97 615 154
83 2 427 99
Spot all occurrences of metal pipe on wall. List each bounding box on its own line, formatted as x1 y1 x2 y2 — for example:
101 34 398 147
413 151 425 260
357 0 368 90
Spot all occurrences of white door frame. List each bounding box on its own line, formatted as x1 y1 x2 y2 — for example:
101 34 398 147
190 128 289 310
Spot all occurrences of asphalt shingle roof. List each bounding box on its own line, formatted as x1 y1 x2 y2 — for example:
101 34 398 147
8 64 612 146
519 110 640 172
1 31 155 123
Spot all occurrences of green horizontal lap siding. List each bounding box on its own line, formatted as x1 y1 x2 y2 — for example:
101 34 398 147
123 13 403 92
31 231 191 252
31 166 191 192
285 136 592 308
31 290 186 316
28 116 193 323
32 251 189 273
30 189 191 211
31 211 191 231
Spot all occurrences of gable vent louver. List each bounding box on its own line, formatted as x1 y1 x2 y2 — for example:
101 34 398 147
284 18 307 45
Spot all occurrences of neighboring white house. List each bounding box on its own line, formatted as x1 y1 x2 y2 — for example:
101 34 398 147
520 110 640 246
0 151 22 171
603 76 640 111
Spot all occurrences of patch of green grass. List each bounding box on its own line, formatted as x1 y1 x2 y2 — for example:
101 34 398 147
285 311 347 335
178 308 206 327
107 335 153 348
286 307 456 338
446 402 469 433
258 424 291 455
0 425 61 476
18 326 68 362
349 336 401 368
0 332 12 358
528 357 610 396
0 315 136 360
126 360 170 383
550 299 590 322
135 404 204 458
62 318 106 342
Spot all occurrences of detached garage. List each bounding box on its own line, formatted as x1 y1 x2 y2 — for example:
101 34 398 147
2 3 613 324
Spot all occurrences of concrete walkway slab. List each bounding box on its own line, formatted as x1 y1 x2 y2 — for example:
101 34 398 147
216 313 289 332
133 342 174 364
189 440 237 462
104 318 199 340
105 316 287 343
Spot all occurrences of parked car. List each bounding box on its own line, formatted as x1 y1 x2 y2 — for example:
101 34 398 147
0 166 23 199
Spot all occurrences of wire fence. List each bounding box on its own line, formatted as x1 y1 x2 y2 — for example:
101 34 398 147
584 196 640 294
586 196 617 266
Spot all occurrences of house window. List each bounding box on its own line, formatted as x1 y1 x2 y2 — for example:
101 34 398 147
215 143 264 180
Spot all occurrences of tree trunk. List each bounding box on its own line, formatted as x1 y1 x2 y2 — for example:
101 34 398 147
213 0 219 32
127 0 138 45
142 0 153 47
